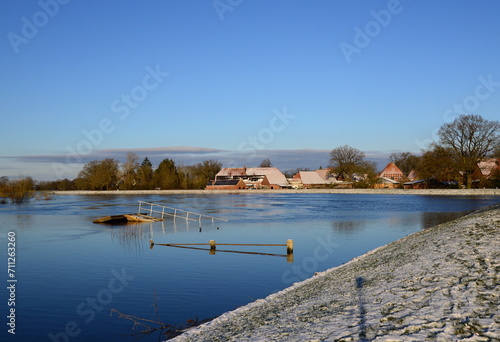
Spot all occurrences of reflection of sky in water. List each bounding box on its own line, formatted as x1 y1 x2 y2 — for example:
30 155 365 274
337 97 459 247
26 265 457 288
0 194 498 341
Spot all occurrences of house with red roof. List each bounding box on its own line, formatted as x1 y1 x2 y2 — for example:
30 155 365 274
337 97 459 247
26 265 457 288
291 171 327 189
378 162 405 182
207 167 289 190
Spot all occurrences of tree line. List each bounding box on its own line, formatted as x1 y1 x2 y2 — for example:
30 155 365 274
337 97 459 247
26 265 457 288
37 154 222 191
328 114 500 189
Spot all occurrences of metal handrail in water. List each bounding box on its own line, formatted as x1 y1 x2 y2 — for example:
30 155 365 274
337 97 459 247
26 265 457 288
137 201 229 223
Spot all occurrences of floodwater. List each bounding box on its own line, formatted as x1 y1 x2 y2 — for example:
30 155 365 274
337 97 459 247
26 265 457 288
0 193 498 341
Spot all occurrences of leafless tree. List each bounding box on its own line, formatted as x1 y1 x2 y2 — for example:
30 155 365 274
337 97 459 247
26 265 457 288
438 114 499 188
259 158 273 168
389 152 420 176
121 152 140 189
328 145 374 181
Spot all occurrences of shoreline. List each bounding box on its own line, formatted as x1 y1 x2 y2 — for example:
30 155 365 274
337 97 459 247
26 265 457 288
52 188 500 196
171 205 500 341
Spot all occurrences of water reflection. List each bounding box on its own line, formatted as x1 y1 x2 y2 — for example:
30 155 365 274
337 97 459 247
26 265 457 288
15 214 33 229
107 218 222 251
420 212 466 229
330 211 471 235
331 220 367 234
110 223 153 252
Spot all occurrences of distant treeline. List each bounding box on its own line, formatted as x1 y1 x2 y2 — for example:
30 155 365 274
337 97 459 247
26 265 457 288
36 153 222 191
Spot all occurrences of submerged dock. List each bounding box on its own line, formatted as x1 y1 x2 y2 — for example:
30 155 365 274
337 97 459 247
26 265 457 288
93 201 228 225
93 214 161 223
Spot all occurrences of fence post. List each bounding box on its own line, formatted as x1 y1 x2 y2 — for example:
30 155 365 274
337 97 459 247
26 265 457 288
287 239 294 254
209 240 216 250
150 203 153 217
138 201 142 214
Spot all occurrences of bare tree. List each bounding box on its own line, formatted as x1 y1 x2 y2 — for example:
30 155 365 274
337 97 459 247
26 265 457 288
491 142 500 158
120 152 140 189
438 114 499 188
328 145 368 181
259 158 273 168
416 145 461 185
389 152 420 177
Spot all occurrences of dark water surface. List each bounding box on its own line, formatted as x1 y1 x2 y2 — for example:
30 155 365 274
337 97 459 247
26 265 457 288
0 193 498 341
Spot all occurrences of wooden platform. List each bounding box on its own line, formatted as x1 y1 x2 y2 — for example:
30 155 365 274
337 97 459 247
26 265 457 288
93 214 163 224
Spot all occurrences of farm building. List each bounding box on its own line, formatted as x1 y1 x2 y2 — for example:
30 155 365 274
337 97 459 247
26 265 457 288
208 167 289 190
471 158 500 187
291 171 327 189
407 170 420 182
206 179 246 190
474 158 500 179
314 169 338 184
379 162 405 182
403 179 428 189
374 177 400 189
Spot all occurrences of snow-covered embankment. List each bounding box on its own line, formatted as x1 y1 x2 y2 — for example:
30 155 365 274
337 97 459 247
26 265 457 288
172 205 500 341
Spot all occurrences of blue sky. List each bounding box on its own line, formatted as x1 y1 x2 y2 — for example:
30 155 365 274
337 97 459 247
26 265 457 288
1 0 500 180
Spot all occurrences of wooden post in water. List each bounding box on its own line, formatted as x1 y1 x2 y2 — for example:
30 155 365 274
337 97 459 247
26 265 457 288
209 240 216 250
149 239 155 249
286 239 294 263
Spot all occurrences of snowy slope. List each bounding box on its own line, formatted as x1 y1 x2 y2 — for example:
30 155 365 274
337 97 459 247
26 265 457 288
172 205 500 341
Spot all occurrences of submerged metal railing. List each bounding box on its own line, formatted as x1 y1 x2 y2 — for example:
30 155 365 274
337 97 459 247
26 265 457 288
149 239 294 262
137 201 228 224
